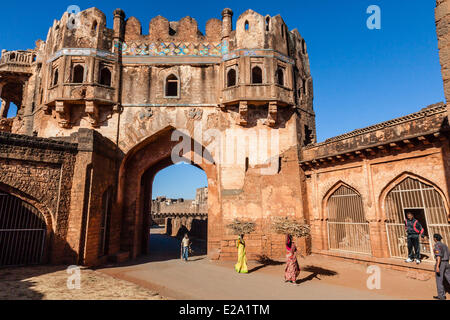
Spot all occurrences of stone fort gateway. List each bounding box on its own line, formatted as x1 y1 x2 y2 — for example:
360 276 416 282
0 4 450 270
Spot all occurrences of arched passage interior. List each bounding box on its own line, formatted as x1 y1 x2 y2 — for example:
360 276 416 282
148 162 208 260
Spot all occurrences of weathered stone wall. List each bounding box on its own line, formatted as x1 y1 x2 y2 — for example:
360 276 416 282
0 132 78 263
301 103 450 260
2 4 449 269
165 216 207 239
60 129 122 265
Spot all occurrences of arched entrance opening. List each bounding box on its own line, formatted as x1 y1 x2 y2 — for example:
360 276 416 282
325 184 371 255
117 126 218 260
0 191 47 266
148 162 208 260
384 176 450 261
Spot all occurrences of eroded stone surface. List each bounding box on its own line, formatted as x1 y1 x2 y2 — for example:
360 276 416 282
0 5 448 268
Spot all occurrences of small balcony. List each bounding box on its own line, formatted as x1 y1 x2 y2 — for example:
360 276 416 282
0 50 35 74
45 82 117 129
222 83 294 107
45 82 116 108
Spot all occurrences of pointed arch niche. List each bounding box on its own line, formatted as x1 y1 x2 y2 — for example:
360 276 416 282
324 182 371 255
381 174 450 260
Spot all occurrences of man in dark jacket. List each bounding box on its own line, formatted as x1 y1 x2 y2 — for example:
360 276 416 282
404 212 425 264
433 233 450 300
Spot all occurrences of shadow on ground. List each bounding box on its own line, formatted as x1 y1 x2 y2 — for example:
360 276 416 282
296 265 338 284
0 265 67 300
101 231 207 268
248 255 284 273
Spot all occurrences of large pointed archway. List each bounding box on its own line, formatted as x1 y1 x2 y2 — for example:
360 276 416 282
116 126 220 259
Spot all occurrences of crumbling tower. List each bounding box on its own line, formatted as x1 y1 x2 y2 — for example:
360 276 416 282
0 49 36 133
219 9 315 138
436 0 450 117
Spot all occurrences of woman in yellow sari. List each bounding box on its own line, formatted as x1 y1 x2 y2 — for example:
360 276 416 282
235 234 248 273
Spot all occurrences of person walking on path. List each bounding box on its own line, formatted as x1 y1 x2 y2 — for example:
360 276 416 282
404 212 425 264
235 234 248 273
181 233 191 262
433 233 450 300
284 234 300 284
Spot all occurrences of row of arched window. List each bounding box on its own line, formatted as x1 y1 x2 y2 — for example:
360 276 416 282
325 176 450 259
52 65 112 87
51 67 181 98
225 66 285 88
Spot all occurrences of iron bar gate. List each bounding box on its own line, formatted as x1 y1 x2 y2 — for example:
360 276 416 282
0 192 46 266
327 185 372 254
385 177 450 260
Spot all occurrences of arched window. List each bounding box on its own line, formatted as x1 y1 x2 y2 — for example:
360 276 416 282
265 17 270 32
99 67 111 86
304 125 313 146
301 39 306 54
6 102 18 118
73 65 84 83
227 68 236 87
251 66 262 84
165 74 179 97
327 185 371 254
276 67 284 86
53 69 59 86
92 21 98 32
245 21 249 31
385 177 450 260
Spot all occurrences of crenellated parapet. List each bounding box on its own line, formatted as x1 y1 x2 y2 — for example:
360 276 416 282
1 6 315 141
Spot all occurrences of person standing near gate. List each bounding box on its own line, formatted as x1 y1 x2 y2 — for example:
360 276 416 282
433 233 450 300
404 212 424 264
181 233 191 262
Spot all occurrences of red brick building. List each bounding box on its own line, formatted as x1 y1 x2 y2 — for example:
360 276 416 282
0 4 448 271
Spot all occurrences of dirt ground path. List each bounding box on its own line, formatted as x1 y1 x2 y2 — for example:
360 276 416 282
98 232 438 300
0 265 164 300
0 230 438 300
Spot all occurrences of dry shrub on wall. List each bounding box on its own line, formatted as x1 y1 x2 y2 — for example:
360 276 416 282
272 217 310 238
226 218 256 235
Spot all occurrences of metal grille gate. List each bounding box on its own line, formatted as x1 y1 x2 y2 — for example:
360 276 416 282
385 177 450 260
0 192 46 266
327 186 372 254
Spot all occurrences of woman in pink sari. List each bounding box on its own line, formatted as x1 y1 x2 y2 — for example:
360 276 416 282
285 234 300 283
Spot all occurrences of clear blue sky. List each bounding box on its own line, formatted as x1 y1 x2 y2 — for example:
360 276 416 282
152 162 207 199
1 1 444 197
